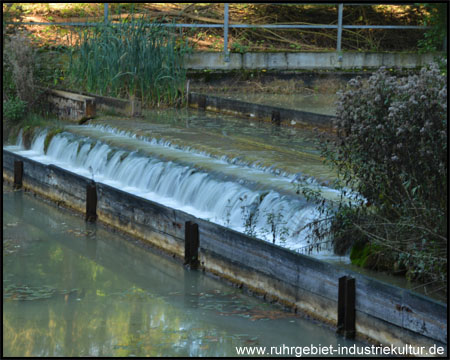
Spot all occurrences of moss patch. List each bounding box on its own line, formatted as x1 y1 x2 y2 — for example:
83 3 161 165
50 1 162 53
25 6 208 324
350 241 372 267
350 241 396 272
43 127 64 153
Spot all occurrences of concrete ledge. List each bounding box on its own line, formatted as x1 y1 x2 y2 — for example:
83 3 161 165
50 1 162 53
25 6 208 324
188 92 334 129
184 51 437 70
184 52 243 70
3 149 447 351
43 87 141 120
75 91 142 117
45 89 96 123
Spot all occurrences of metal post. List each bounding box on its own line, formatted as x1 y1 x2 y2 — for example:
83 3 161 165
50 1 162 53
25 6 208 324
344 277 356 339
337 276 346 335
189 222 199 269
224 3 230 62
337 275 356 339
104 3 109 24
86 181 97 222
14 160 23 189
337 4 343 52
184 221 199 269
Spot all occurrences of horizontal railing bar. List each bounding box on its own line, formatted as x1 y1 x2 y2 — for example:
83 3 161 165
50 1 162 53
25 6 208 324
7 21 101 26
343 25 427 29
229 24 338 29
7 21 429 30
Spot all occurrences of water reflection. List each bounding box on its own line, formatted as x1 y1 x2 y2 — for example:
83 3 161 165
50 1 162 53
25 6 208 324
3 186 362 357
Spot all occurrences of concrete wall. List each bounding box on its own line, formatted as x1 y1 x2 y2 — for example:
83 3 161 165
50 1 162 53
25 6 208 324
75 90 142 117
184 51 436 71
3 149 447 351
45 89 96 123
188 92 334 129
44 88 141 119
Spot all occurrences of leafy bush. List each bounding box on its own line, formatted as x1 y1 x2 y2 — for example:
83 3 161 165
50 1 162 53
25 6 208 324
3 97 27 123
314 63 447 286
331 64 447 212
67 16 190 107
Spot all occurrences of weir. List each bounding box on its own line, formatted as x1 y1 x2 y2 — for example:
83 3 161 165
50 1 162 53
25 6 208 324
8 127 341 258
2 92 446 352
3 138 447 350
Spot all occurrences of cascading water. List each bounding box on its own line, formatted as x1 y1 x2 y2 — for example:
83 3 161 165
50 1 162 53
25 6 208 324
7 128 344 260
76 124 301 180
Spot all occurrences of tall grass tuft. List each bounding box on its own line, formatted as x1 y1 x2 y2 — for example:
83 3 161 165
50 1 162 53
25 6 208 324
67 16 190 107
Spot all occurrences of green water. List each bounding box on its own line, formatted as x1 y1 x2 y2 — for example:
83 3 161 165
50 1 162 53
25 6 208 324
209 93 337 116
3 185 362 357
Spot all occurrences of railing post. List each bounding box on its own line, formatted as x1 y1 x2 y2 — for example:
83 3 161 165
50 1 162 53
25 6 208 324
224 3 230 62
337 3 343 53
104 3 109 24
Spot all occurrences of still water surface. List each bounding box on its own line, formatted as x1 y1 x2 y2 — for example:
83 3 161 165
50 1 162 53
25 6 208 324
209 93 337 116
3 185 362 357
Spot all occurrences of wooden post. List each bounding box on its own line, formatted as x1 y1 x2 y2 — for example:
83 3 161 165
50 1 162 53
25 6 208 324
337 276 355 339
14 161 23 189
86 181 97 222
271 110 281 126
185 221 199 269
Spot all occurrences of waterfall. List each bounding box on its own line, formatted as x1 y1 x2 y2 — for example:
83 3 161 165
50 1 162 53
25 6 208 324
9 129 341 258
77 124 317 183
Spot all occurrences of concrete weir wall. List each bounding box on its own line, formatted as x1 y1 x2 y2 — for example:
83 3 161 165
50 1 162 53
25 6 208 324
43 88 141 121
3 149 447 351
184 51 436 71
45 89 96 123
188 92 334 129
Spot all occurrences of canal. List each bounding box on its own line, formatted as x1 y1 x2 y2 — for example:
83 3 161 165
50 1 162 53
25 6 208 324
3 184 363 357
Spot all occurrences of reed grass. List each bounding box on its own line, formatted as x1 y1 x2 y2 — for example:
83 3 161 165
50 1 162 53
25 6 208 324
67 16 189 107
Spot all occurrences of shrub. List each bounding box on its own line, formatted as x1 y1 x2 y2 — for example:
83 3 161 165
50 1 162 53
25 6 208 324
331 64 447 213
314 63 447 286
3 97 27 123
